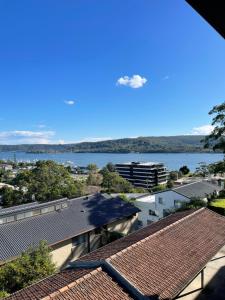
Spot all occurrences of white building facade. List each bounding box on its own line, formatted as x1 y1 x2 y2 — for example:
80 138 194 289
133 191 190 226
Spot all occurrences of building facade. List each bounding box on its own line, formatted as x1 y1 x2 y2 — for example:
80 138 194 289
115 161 168 188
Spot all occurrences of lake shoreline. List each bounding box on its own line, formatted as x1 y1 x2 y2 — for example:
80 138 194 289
0 151 223 172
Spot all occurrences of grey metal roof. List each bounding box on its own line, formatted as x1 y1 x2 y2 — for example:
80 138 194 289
0 194 139 262
173 181 222 199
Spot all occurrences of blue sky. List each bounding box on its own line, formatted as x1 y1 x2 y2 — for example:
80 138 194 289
0 0 224 144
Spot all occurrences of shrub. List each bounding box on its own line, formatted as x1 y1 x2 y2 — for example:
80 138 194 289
0 241 56 294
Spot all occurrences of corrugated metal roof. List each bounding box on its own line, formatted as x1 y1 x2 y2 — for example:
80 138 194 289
0 194 139 262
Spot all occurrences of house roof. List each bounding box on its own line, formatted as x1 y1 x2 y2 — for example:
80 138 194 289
8 208 225 300
173 180 221 199
0 194 139 262
7 267 134 300
108 208 225 299
50 267 134 300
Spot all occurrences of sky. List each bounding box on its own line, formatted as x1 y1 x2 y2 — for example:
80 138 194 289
0 0 224 144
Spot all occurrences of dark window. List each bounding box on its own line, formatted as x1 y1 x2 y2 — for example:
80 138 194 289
72 234 86 247
149 209 156 216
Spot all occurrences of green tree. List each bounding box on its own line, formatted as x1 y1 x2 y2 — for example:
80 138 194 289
101 171 133 193
179 165 190 175
208 160 225 175
105 162 116 172
151 184 167 192
87 164 98 173
0 241 55 295
87 173 103 186
177 197 207 211
1 187 26 208
0 291 9 299
166 180 174 189
204 102 225 152
13 160 86 203
195 162 210 177
169 171 178 181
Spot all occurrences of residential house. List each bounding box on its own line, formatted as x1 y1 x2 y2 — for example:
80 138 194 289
6 208 225 300
127 180 222 226
0 194 139 269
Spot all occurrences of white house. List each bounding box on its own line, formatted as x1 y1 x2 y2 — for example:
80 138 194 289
133 191 190 226
115 180 222 227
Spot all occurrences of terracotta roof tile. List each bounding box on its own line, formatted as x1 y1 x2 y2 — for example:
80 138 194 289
50 268 133 300
108 208 225 299
7 208 225 300
6 210 192 300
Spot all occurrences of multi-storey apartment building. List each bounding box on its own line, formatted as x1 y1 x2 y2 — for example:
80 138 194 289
115 161 168 188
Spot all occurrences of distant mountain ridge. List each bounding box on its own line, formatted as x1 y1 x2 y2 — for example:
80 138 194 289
0 135 215 153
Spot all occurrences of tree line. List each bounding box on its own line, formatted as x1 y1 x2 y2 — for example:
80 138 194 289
0 135 214 153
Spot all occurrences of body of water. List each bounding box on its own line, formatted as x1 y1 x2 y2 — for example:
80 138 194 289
0 152 223 171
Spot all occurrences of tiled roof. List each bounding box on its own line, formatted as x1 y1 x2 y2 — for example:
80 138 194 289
78 209 194 263
0 194 139 262
108 208 225 299
50 268 133 300
6 208 225 300
5 209 194 300
7 268 134 300
6 269 90 300
173 180 221 198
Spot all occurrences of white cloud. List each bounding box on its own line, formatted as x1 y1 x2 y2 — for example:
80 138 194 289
0 130 55 144
191 125 214 135
117 75 147 89
64 100 75 105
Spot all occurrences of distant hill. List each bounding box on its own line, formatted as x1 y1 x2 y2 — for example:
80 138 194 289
0 135 215 153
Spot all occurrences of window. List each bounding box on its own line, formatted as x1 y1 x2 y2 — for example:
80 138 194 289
24 211 33 218
174 200 183 209
158 197 164 205
55 204 61 210
17 213 25 220
0 218 6 224
41 206 54 214
41 207 49 214
33 209 41 216
72 234 86 247
6 215 15 223
149 209 156 216
61 202 68 209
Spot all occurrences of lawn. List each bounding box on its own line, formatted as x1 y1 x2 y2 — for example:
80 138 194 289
210 199 225 209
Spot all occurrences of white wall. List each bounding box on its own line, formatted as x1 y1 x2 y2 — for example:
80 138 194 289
134 191 190 226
